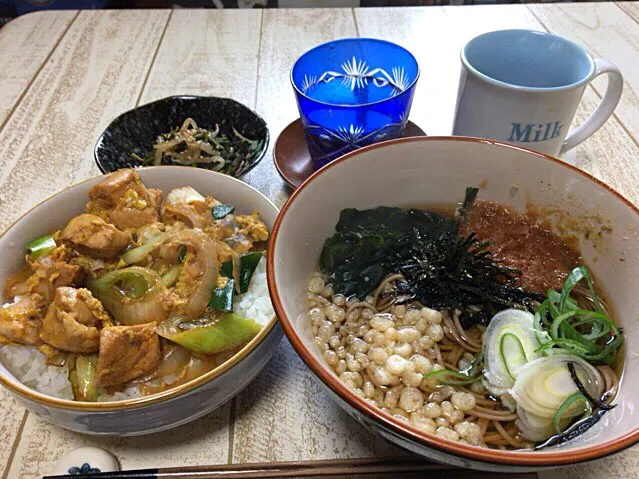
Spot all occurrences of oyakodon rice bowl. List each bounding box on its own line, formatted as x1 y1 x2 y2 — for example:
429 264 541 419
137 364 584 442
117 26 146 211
0 166 282 435
0 258 271 402
269 137 639 472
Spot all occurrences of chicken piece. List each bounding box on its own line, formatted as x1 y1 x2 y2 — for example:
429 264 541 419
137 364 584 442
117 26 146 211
96 323 161 387
26 261 86 301
108 190 161 230
40 287 111 353
89 169 161 230
61 214 131 259
89 169 148 205
84 197 111 222
0 294 47 345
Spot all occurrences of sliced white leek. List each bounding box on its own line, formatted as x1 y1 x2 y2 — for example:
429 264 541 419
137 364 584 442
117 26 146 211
511 355 603 419
515 406 571 442
483 309 545 389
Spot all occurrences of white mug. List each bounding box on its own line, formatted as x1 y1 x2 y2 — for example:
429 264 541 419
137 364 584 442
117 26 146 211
452 29 623 157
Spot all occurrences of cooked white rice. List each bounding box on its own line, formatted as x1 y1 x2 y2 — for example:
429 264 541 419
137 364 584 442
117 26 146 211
0 256 274 401
233 256 272 326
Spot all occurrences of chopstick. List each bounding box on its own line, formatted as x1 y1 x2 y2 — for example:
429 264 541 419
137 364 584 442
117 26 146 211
42 457 537 479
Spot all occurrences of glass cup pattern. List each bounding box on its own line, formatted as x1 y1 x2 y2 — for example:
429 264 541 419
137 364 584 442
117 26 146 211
291 38 419 170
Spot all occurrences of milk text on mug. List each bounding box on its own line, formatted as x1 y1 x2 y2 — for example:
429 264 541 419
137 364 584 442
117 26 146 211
508 121 563 144
452 29 623 157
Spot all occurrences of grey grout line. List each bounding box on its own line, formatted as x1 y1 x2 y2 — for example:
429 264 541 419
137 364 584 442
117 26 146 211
351 8 360 37
2 410 29 479
134 8 174 107
526 4 639 150
227 397 237 464
252 9 265 111
615 2 639 26
0 10 80 136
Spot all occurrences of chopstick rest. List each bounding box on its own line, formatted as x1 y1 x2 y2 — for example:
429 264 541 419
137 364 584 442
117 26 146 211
51 447 120 476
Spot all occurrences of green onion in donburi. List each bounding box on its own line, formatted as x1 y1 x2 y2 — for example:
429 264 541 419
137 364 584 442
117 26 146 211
26 234 56 259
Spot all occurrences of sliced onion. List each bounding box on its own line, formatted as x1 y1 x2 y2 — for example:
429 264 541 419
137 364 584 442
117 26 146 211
165 187 206 206
231 251 241 295
166 229 217 319
511 355 604 419
133 343 191 383
163 204 205 229
138 350 217 396
94 287 168 326
483 309 544 389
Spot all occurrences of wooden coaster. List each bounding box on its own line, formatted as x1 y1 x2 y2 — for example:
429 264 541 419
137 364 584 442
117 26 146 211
274 119 426 190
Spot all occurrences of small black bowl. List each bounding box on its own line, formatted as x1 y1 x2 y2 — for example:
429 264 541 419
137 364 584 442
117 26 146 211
94 96 269 177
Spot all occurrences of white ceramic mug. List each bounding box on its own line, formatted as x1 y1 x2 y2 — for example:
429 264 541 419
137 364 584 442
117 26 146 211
452 29 623 157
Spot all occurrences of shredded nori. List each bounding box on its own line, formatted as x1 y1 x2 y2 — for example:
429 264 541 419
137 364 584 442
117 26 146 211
534 409 609 450
319 188 544 326
568 362 615 411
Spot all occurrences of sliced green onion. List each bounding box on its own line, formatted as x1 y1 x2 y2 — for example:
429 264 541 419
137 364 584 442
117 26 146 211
121 233 167 265
26 234 57 259
423 369 482 386
212 203 235 220
90 266 159 300
220 251 262 294
158 264 182 289
210 279 235 312
69 354 98 402
550 311 576 340
560 266 602 314
533 311 551 347
534 266 623 366
552 392 591 434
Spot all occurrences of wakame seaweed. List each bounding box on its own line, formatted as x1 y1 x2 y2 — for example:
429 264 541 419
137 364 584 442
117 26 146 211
319 188 545 326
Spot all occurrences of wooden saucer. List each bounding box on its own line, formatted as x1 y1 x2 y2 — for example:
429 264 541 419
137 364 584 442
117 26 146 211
274 119 426 190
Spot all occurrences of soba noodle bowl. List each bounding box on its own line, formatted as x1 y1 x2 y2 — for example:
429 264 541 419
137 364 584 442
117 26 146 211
308 190 623 450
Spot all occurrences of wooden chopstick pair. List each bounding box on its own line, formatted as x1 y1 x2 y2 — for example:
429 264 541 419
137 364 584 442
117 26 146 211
42 456 538 479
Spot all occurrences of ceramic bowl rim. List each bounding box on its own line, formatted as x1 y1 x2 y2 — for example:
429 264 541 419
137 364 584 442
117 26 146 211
0 166 279 412
267 135 639 467
93 95 270 177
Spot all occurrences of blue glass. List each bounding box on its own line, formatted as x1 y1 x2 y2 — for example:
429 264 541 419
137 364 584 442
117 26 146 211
291 38 419 170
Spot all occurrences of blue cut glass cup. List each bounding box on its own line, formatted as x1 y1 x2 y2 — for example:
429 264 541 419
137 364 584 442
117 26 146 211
291 38 420 170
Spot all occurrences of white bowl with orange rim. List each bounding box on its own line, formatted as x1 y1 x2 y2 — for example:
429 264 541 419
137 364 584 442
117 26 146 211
268 136 639 472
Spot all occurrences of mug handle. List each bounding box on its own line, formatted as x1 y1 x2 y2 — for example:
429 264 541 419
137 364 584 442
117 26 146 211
560 58 624 155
